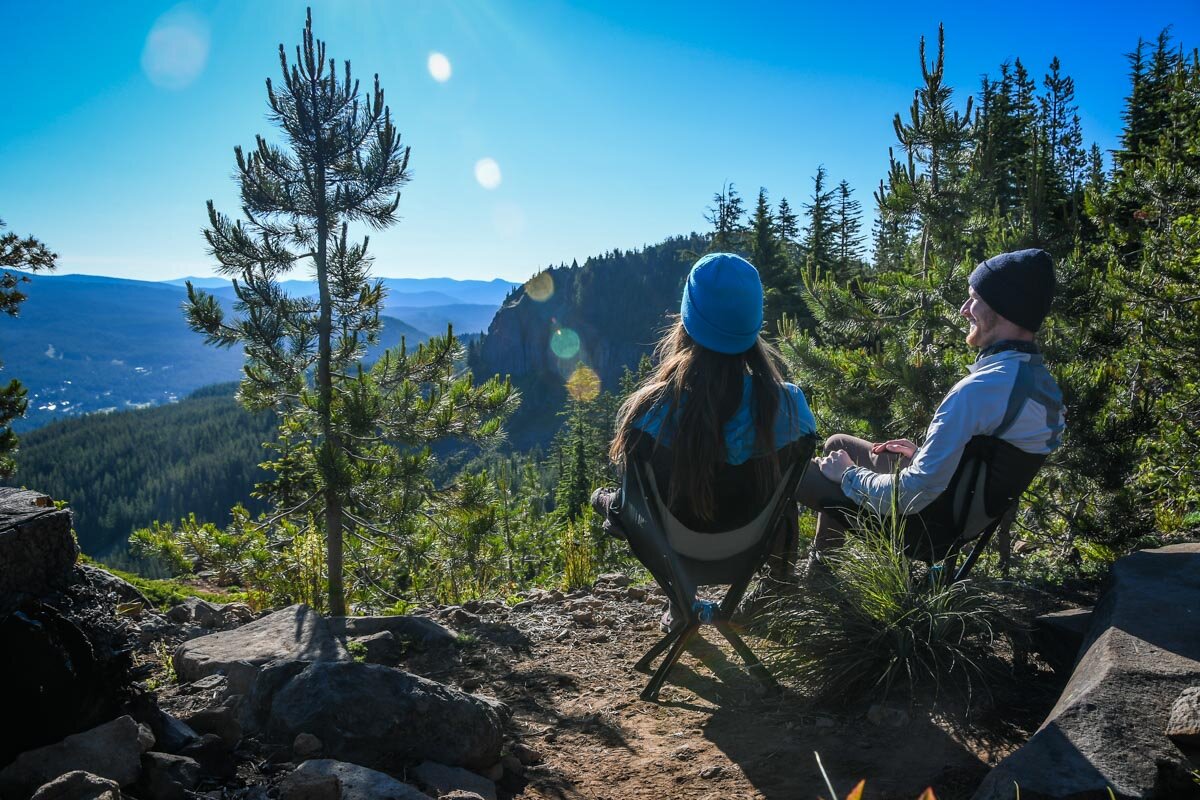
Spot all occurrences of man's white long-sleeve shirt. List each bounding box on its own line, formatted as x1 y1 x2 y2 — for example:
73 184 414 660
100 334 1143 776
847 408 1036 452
840 346 1065 516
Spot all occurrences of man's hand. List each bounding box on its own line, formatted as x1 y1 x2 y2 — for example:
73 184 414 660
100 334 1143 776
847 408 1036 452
871 439 917 459
818 449 855 482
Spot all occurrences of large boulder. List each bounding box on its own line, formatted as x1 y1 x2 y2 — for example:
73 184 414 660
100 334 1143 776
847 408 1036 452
247 660 505 771
0 489 77 616
0 716 151 798
281 760 432 800
974 543 1200 799
173 604 349 694
328 615 457 646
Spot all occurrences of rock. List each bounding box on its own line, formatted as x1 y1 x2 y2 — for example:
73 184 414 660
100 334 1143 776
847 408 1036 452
247 661 505 771
0 716 148 797
222 602 255 626
974 543 1200 800
137 752 200 800
181 704 242 747
866 704 910 728
123 697 201 755
351 631 407 664
178 734 235 780
479 600 504 613
626 587 648 601
595 572 632 588
188 674 229 695
449 607 480 626
510 742 543 766
700 764 723 779
1167 686 1200 749
173 604 349 693
166 598 222 628
294 732 324 758
500 754 523 775
410 761 497 800
441 793 486 800
76 565 150 608
1032 607 1094 675
327 615 456 646
571 610 595 627
0 489 78 613
30 770 122 800
282 759 432 800
478 762 504 782
509 600 534 612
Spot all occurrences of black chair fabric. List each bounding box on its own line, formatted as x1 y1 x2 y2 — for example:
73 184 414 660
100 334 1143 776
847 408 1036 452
617 436 818 701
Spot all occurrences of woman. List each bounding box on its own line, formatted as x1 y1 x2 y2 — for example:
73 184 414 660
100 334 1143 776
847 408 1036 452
591 253 817 625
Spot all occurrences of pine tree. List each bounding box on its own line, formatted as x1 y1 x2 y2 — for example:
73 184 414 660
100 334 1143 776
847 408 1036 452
801 165 836 282
704 183 748 251
831 179 866 279
184 11 516 614
0 218 57 477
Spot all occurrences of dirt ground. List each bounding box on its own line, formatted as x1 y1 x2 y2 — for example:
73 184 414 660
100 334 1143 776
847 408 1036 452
424 579 1065 800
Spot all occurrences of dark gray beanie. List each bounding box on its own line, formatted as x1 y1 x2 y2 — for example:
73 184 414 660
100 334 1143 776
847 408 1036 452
968 249 1056 332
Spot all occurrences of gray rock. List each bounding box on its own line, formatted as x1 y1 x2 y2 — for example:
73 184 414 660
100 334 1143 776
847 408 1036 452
595 572 631 587
510 742 542 765
178 734 234 780
974 543 1200 800
1167 685 1200 749
181 704 242 747
293 732 324 758
410 761 496 800
0 489 77 612
866 704 910 728
327 615 456 646
77 564 150 607
283 760 432 800
166 598 222 628
30 771 122 800
247 661 505 771
137 752 200 800
1032 607 1094 675
173 604 349 693
449 607 480 626
351 631 407 665
0 716 148 798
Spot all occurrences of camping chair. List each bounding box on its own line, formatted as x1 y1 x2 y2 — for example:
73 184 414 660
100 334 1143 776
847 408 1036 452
617 436 818 702
827 434 1046 583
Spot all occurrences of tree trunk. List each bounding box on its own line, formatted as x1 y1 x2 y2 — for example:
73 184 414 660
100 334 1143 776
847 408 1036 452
314 168 346 617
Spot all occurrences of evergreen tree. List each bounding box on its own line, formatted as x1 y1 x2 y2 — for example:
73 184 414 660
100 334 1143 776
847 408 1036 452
831 179 866 279
0 218 57 477
704 183 748 251
184 11 516 614
801 165 836 282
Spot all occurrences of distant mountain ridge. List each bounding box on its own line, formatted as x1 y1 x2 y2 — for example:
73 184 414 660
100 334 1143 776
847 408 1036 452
0 271 514 431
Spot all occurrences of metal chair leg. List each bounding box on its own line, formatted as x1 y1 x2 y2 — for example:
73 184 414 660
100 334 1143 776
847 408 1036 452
635 626 682 673
641 623 698 701
716 621 779 692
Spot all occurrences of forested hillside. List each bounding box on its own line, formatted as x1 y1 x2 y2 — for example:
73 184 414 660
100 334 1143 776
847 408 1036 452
8 383 273 559
470 234 706 446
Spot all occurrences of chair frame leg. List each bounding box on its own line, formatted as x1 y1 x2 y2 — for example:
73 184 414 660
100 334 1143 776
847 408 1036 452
716 620 779 692
635 626 681 673
640 622 698 701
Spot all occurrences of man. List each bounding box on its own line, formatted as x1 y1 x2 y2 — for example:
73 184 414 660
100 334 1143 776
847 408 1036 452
797 248 1065 561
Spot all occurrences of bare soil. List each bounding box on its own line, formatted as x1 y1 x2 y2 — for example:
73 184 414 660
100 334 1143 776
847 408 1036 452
422 580 1065 800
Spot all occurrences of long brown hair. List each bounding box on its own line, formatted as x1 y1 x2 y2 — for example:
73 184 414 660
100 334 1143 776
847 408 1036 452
609 317 788 522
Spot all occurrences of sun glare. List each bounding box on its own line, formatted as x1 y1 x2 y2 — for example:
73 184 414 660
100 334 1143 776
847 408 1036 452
427 52 452 83
141 9 210 90
475 158 502 190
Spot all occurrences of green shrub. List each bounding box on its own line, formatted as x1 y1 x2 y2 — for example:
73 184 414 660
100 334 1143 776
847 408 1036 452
757 515 1004 704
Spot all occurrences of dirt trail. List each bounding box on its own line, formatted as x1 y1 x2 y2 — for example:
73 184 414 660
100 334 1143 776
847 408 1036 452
431 579 1053 800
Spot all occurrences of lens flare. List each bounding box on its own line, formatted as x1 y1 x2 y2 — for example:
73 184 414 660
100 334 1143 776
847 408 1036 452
474 158 502 190
142 9 210 90
427 52 452 82
550 327 581 360
566 365 601 403
525 271 554 302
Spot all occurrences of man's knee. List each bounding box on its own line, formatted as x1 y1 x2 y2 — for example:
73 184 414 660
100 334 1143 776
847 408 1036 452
823 433 856 455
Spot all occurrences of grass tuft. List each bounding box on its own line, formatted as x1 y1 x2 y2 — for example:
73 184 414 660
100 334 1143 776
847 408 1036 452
757 514 1005 705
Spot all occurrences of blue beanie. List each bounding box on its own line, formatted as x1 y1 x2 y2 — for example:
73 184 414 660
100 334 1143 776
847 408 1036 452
968 248 1056 332
680 253 764 354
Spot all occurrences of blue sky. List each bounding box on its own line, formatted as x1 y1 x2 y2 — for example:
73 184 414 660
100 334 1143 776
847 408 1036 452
2 0 1197 283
